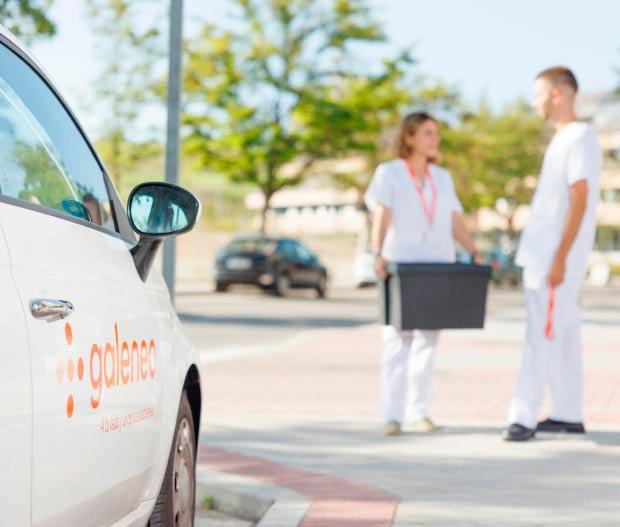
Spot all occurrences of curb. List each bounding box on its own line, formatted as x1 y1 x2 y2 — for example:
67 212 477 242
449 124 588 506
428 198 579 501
196 466 310 526
198 445 400 527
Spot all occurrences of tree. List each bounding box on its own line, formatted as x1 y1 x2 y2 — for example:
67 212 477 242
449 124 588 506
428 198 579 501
0 0 56 42
328 80 461 206
441 100 549 239
86 0 163 188
183 0 414 233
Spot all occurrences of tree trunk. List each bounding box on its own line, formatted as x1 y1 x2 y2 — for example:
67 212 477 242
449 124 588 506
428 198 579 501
260 190 272 235
506 213 516 253
356 189 372 230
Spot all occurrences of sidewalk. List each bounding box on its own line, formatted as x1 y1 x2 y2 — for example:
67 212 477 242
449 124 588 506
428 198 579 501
197 287 620 526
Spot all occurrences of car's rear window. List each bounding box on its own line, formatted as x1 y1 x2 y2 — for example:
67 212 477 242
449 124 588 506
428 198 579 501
223 239 277 255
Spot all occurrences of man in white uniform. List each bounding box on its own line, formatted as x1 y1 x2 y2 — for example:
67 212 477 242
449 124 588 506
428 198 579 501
504 67 602 441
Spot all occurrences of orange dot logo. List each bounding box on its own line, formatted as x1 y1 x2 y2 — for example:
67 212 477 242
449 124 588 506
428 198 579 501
65 322 72 345
62 322 78 419
67 359 74 382
77 358 84 381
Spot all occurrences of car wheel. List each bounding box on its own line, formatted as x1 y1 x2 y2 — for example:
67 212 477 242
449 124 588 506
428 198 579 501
274 273 290 297
316 274 327 298
148 391 196 527
215 281 229 293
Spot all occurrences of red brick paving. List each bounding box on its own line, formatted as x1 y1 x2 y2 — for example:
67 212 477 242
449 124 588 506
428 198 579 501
199 445 398 527
204 325 620 424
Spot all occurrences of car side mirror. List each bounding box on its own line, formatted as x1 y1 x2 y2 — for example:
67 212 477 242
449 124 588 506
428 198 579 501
127 182 201 281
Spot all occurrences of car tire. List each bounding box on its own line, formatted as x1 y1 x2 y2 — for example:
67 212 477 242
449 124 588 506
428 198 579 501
148 391 196 527
316 274 327 298
215 281 229 293
274 273 290 297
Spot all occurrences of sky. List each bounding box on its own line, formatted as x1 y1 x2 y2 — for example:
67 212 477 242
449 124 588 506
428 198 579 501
28 0 620 139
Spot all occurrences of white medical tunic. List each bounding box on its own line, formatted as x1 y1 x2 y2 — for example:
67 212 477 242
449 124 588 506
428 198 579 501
508 122 602 428
364 159 463 263
516 122 602 288
365 158 464 423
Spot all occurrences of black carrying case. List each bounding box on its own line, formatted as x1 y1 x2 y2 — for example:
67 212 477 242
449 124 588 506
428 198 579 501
380 263 493 331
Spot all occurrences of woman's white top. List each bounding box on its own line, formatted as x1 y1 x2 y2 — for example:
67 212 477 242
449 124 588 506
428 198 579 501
364 159 463 263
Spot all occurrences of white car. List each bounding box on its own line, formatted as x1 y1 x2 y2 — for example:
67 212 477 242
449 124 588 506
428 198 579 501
353 248 377 287
353 225 377 287
0 27 202 526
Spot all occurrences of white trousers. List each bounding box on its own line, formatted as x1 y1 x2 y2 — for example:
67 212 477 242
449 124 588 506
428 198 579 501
508 277 583 428
380 326 439 423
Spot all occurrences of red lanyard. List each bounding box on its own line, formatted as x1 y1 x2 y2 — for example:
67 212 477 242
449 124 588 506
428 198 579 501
403 159 437 226
545 287 556 340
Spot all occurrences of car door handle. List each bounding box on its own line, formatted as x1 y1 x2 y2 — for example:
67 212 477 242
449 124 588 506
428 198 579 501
30 299 74 322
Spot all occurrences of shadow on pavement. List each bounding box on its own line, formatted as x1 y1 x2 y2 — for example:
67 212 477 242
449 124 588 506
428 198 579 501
424 425 620 446
179 312 374 328
202 422 620 449
587 430 620 446
200 421 620 519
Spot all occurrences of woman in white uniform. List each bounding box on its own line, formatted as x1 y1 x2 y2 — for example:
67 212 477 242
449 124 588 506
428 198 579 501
365 112 478 436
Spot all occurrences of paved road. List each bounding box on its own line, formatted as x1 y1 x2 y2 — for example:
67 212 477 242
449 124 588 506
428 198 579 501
183 284 620 526
177 285 378 352
177 282 619 355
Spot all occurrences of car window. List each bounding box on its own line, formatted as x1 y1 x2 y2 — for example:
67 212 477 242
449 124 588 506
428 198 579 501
0 43 114 231
293 242 315 262
223 239 276 255
278 241 297 260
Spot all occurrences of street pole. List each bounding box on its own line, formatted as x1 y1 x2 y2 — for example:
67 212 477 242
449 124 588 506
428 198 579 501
163 0 184 304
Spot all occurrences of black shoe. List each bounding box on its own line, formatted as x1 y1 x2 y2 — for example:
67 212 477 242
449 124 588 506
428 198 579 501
503 423 536 442
536 418 586 434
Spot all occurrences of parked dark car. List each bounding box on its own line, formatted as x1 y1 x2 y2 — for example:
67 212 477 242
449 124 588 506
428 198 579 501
486 250 522 287
457 249 522 287
213 236 329 297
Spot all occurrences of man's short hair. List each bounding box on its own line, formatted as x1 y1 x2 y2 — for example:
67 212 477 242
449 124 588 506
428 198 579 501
536 66 579 93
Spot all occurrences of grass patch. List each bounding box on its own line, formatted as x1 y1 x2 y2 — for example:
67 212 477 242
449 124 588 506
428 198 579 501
201 495 214 510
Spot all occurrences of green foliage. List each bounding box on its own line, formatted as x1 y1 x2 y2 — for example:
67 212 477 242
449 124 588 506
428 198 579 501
182 0 415 232
86 0 163 186
329 79 462 201
595 225 620 251
94 137 163 190
441 100 549 222
0 0 56 43
201 496 214 510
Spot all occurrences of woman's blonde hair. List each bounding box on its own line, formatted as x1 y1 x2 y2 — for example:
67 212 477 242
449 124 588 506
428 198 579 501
394 111 438 162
